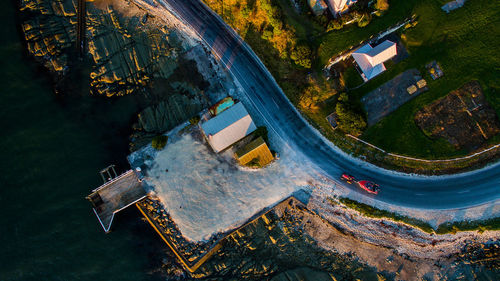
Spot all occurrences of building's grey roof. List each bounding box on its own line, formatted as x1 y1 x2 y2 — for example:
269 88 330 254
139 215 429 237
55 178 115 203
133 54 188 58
201 102 257 153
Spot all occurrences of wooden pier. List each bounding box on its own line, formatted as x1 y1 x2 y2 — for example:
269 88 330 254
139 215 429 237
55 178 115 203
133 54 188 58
76 0 87 57
87 168 147 232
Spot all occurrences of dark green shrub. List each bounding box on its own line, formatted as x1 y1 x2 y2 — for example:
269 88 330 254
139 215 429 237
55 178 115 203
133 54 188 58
327 19 344 31
335 93 367 136
253 126 269 143
357 13 372 28
291 45 312 69
152 135 168 150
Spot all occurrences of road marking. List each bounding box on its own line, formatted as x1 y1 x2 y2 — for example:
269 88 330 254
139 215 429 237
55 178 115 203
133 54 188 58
271 97 279 108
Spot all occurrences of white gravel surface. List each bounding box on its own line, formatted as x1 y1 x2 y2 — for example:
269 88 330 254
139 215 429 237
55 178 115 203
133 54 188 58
130 126 319 241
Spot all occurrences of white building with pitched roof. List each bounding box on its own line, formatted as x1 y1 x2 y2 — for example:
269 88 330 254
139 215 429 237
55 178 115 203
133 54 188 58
352 40 397 81
200 102 257 153
325 0 358 17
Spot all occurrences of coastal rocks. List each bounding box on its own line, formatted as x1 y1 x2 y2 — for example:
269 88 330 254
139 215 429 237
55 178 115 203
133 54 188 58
270 267 337 281
191 199 381 280
19 0 187 96
129 77 210 151
20 0 231 150
85 3 183 96
307 194 500 280
138 98 199 134
20 0 76 74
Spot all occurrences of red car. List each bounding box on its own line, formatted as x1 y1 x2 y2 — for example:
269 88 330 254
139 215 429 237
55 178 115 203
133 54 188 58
340 173 356 184
357 180 380 194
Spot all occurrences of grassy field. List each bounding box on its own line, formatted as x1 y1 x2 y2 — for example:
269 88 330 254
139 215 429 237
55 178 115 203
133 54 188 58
356 0 500 158
204 0 500 168
302 0 500 159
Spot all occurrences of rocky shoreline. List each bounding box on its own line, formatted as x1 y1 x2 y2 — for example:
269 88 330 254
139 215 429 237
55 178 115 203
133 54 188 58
136 187 499 280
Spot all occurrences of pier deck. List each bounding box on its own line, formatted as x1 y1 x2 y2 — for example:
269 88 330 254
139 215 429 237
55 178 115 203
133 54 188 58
87 170 146 232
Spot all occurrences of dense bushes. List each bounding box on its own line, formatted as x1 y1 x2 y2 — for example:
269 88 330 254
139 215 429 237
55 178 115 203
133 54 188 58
436 218 500 234
375 0 389 12
299 75 336 110
290 45 312 68
335 93 366 136
152 135 168 150
326 10 373 31
203 0 312 67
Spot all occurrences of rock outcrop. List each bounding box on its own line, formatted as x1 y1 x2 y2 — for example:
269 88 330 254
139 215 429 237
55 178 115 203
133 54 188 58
19 0 187 96
21 0 77 74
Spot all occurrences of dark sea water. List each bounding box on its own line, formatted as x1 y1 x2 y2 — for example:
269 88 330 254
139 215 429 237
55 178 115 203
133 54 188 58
0 2 164 280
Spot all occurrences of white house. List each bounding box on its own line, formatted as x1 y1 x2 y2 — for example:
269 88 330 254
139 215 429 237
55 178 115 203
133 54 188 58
326 0 357 17
200 102 257 153
352 40 397 81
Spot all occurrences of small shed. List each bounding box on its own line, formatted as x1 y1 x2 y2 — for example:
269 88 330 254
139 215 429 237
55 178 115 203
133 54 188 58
326 112 338 130
235 137 274 167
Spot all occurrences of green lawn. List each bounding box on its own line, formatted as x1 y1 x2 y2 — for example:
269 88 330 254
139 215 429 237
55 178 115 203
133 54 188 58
357 0 500 158
343 65 364 89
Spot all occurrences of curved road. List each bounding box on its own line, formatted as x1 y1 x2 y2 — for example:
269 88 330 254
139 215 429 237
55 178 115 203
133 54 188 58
149 0 500 209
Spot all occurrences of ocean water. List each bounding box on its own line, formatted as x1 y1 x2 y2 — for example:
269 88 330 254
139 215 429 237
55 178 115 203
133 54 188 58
0 2 164 280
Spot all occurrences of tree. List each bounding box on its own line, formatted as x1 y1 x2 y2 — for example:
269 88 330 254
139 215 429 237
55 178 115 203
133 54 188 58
335 93 366 136
299 76 336 110
327 19 343 31
357 13 372 28
375 0 389 12
253 126 269 143
290 45 312 68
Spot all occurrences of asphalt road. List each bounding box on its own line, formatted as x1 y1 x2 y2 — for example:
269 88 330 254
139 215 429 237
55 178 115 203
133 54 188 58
154 0 500 209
